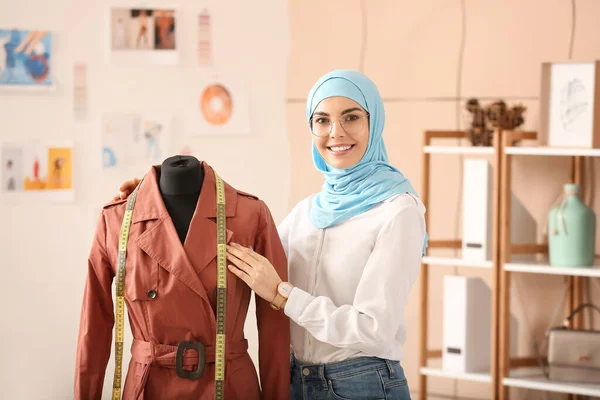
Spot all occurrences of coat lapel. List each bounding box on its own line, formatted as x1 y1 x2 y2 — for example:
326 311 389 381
183 163 239 319
183 162 237 275
131 164 238 309
135 217 211 303
131 166 212 304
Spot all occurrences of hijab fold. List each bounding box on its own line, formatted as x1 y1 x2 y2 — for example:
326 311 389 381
306 69 428 255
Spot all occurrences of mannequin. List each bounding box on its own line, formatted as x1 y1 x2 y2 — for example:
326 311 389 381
75 159 290 400
158 155 204 244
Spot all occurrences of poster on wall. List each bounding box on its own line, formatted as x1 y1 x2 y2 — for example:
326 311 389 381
0 29 53 89
187 76 251 136
107 7 178 65
1 142 74 201
197 10 212 65
102 112 171 169
73 63 87 119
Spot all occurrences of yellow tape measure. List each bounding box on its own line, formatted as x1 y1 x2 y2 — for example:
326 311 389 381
112 178 142 400
110 173 228 400
214 172 227 400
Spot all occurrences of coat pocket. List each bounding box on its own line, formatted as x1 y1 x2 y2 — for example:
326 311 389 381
124 251 160 301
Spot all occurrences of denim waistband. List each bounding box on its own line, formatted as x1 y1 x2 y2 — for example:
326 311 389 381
291 355 399 381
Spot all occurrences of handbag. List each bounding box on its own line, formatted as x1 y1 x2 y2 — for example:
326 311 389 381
544 303 600 384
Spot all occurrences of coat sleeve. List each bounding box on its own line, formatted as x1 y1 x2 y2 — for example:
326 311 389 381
74 211 115 400
254 200 291 400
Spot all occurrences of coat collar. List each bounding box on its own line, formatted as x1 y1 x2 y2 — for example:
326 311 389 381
132 162 238 224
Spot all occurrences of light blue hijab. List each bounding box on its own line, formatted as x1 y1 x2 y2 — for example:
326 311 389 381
306 69 428 255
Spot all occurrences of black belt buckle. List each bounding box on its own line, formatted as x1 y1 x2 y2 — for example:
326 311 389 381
176 341 206 380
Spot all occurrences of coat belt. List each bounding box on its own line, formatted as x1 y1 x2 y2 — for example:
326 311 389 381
129 338 249 399
131 338 249 366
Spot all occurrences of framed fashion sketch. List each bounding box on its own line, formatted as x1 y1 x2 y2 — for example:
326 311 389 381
0 28 55 91
539 60 600 148
106 5 179 65
101 112 172 169
0 141 74 202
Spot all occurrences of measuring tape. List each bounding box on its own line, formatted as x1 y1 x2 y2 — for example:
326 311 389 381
214 172 227 400
111 178 143 400
110 172 228 400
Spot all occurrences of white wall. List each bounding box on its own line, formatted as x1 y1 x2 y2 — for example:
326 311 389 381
0 0 290 398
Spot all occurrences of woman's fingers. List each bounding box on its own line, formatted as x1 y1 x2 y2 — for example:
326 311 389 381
118 178 140 193
229 243 261 262
228 265 251 286
226 253 252 275
115 177 141 200
118 179 132 192
226 245 258 265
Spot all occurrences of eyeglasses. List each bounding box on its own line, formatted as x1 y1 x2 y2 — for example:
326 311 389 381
309 112 369 137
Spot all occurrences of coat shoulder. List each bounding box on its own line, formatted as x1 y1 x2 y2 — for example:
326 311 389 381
102 197 127 210
222 178 259 201
235 189 259 201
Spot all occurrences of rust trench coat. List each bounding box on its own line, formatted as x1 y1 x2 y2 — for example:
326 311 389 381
74 163 290 400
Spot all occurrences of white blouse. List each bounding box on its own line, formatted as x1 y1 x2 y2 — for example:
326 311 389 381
278 192 427 364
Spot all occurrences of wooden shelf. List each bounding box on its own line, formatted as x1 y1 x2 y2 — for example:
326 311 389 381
420 130 502 400
504 259 600 278
422 256 493 269
423 145 495 155
420 367 492 383
505 146 600 157
422 129 600 400
499 130 599 400
504 369 600 397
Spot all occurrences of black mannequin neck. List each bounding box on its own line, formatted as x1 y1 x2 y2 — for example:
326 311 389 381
159 155 204 195
158 155 204 244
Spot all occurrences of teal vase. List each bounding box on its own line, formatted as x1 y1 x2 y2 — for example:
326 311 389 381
548 184 596 267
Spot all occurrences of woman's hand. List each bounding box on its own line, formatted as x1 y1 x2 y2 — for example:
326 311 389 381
112 178 141 201
226 243 282 303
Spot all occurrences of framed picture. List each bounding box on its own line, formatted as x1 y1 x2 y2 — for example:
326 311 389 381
184 73 251 136
106 6 179 65
101 112 172 169
0 29 54 90
539 60 600 148
1 141 74 202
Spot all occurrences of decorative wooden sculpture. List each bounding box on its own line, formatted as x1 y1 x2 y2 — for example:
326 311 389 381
465 98 526 146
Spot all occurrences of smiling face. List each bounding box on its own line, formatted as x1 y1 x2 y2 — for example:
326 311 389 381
310 96 370 170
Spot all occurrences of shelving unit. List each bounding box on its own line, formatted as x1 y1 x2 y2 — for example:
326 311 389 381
498 130 600 400
505 259 600 278
504 368 600 397
424 145 495 155
422 256 494 269
420 129 600 400
420 367 492 384
505 146 600 157
419 130 502 400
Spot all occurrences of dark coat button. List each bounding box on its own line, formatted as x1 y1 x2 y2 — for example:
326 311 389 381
147 289 157 299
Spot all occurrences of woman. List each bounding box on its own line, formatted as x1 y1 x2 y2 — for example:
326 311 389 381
136 10 149 49
116 69 427 400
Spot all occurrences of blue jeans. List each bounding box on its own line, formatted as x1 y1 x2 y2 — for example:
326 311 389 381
290 355 411 400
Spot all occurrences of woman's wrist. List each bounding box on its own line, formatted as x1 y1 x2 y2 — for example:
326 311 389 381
270 281 294 311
